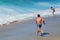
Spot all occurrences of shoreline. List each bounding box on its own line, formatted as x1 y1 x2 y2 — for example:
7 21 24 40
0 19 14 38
0 17 35 27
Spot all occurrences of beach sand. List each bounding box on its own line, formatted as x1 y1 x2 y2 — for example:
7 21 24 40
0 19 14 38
0 15 60 40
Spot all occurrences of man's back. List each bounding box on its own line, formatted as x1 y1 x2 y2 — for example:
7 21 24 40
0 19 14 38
36 17 43 24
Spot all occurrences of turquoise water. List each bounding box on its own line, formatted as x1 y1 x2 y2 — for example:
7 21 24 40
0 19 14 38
0 0 60 13
0 0 60 11
0 0 60 24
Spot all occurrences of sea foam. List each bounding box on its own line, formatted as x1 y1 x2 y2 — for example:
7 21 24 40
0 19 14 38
0 7 60 25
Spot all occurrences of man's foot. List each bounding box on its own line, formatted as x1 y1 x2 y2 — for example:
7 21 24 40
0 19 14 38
40 33 44 37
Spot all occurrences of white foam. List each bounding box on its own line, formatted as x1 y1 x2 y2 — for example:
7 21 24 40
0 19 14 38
0 7 60 25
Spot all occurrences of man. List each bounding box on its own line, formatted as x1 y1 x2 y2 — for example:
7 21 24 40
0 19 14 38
50 7 55 16
36 14 45 36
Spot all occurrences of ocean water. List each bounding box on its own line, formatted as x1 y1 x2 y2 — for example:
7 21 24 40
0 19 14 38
0 0 60 24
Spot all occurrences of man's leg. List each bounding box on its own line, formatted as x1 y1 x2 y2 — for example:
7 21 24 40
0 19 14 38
41 30 43 33
52 12 54 16
36 27 41 36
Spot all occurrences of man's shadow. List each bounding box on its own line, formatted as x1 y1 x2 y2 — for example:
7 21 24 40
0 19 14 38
40 32 50 37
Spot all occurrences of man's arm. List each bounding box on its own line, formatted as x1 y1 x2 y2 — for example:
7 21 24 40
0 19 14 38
42 18 45 25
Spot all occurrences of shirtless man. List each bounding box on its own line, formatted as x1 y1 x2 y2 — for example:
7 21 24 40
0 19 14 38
36 14 45 36
50 7 55 16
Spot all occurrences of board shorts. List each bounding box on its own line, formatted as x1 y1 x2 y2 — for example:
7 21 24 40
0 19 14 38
52 10 55 13
53 10 55 12
37 24 42 28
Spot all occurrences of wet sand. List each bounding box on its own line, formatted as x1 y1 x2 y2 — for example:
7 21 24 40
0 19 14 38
0 15 60 40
